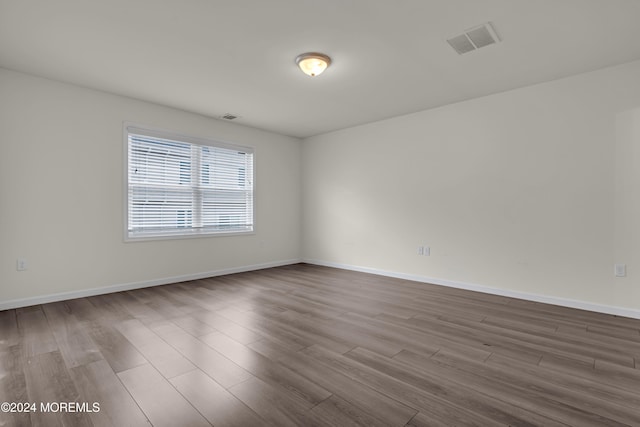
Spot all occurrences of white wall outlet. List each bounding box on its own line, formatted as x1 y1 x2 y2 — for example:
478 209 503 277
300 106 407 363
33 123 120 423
16 258 28 271
417 246 430 256
614 264 626 277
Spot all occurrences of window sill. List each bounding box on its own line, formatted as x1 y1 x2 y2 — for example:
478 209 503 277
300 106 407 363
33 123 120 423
125 228 255 242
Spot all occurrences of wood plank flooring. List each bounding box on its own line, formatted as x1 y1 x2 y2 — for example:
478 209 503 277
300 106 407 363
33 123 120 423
1 263 639 426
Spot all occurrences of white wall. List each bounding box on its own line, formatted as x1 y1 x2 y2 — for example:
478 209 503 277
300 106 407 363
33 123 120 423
3 60 640 316
303 60 640 314
0 68 302 307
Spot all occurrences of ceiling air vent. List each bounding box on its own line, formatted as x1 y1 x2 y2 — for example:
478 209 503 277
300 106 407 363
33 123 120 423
221 113 239 120
447 22 500 55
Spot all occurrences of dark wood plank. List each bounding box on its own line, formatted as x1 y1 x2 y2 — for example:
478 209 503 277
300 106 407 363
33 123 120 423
308 345 527 427
189 310 263 344
23 350 93 427
593 358 640 386
64 298 106 322
404 411 449 427
42 302 104 369
2 263 640 426
553 323 640 360
138 290 195 319
260 309 356 354
438 313 635 366
200 331 332 407
16 307 58 357
84 320 148 373
406 314 547 365
170 369 265 427
70 359 151 427
228 376 328 427
422 349 635 426
0 309 20 348
114 319 196 379
482 313 559 333
148 321 251 388
346 311 489 361
540 354 640 393
585 323 640 342
487 353 640 412
310 394 389 427
215 306 320 351
117 364 209 427
170 315 217 337
249 338 418 426
84 294 135 323
0 345 29 427
109 292 167 324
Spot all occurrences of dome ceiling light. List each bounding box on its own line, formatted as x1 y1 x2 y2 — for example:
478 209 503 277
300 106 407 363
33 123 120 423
295 52 331 77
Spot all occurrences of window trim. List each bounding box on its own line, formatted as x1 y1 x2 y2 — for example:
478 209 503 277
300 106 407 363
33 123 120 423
123 122 255 242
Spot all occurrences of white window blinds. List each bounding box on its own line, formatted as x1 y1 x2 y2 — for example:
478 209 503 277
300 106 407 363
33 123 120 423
126 126 254 240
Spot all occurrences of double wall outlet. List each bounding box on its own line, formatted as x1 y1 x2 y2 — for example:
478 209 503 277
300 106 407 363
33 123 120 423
417 246 430 256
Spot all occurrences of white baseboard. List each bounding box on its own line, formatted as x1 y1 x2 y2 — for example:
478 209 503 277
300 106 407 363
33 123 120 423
6 257 639 320
0 259 301 311
303 259 640 320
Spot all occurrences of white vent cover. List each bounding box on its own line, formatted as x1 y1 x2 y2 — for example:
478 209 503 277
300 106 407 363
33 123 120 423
447 22 500 55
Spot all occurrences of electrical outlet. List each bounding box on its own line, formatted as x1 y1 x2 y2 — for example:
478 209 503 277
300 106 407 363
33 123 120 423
614 264 626 277
417 246 431 256
16 258 28 271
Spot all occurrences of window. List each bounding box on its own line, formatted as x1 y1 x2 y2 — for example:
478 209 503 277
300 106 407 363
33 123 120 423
125 125 254 240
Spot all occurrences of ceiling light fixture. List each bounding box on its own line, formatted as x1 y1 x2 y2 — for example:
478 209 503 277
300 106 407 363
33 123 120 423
295 52 331 77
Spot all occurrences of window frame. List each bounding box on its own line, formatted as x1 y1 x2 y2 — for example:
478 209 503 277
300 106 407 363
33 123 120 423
123 123 255 242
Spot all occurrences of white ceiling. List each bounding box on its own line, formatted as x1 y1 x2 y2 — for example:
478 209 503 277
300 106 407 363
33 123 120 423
2 0 640 138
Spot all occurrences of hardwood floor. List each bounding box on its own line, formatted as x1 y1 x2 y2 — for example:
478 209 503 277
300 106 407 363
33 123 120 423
1 263 639 426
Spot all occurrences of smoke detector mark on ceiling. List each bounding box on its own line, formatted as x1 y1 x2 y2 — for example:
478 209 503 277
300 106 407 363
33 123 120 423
221 113 240 120
447 22 500 55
